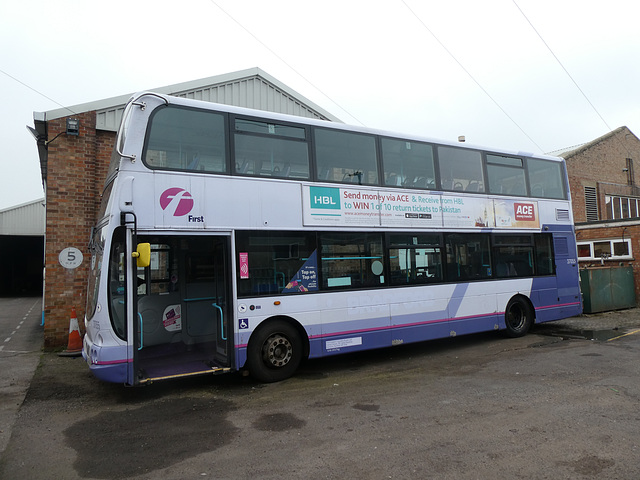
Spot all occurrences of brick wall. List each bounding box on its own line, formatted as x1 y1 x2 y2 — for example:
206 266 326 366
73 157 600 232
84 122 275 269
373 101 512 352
576 223 640 304
565 127 640 222
43 112 115 348
566 127 640 306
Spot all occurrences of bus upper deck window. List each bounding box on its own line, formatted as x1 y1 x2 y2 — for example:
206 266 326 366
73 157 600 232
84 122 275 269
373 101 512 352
437 147 484 193
314 129 378 186
144 106 227 174
527 158 566 199
381 138 435 189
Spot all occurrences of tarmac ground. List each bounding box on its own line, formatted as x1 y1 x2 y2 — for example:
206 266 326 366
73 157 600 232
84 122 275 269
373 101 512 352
1 298 640 479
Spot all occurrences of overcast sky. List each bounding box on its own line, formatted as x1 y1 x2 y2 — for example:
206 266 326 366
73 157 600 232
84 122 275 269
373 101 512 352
1 0 639 210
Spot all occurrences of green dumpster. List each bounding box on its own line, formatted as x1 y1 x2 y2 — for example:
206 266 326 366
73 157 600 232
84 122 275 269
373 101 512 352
580 266 636 314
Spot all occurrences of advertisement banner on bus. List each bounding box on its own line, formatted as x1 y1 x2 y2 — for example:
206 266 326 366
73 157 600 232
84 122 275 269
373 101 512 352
303 185 538 229
494 200 539 228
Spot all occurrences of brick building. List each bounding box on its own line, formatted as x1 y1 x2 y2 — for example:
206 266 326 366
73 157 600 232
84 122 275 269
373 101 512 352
31 68 339 348
559 126 640 304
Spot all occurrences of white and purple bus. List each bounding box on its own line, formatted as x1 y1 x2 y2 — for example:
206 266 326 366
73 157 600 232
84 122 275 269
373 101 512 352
83 92 581 385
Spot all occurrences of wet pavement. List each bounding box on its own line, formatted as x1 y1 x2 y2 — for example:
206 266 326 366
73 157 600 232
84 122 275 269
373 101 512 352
0 297 42 458
1 299 640 479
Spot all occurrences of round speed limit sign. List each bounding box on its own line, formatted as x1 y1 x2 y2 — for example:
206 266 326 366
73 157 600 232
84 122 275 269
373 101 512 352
59 247 83 269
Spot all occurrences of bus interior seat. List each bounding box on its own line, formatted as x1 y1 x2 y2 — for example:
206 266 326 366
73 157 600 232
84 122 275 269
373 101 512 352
138 292 183 348
413 177 426 187
403 176 416 187
184 283 218 339
237 160 250 174
509 185 526 196
187 154 200 170
466 181 481 192
531 184 544 196
319 168 330 180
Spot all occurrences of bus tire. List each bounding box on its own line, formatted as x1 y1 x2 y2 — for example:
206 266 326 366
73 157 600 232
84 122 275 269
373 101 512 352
247 319 302 383
503 296 534 338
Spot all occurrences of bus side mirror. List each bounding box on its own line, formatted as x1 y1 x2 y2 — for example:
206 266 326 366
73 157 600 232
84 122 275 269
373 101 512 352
132 243 151 268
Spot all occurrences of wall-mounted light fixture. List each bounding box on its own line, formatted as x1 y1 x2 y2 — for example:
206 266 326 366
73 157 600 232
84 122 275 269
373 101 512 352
66 118 79 136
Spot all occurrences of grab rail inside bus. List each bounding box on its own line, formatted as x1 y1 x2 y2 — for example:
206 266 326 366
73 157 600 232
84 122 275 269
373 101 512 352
212 303 226 341
138 312 143 350
184 297 226 341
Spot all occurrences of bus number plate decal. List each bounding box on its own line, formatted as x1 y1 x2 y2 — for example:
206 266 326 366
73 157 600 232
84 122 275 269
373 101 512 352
326 337 363 352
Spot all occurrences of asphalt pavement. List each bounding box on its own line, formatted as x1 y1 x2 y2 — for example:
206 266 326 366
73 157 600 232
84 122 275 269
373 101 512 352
0 297 43 458
2 298 640 479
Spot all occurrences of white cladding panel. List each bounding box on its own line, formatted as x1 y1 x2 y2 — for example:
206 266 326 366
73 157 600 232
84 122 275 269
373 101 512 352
0 198 45 236
96 76 332 132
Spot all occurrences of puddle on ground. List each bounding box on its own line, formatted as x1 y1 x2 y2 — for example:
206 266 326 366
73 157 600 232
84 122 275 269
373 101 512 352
537 327 626 341
65 397 239 479
252 412 306 432
352 403 380 412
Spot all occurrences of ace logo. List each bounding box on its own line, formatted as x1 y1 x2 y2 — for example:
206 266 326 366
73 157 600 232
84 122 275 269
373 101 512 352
514 202 535 221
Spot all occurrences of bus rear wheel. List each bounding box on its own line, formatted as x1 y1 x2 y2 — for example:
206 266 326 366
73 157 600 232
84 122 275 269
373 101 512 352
247 320 302 383
504 297 534 338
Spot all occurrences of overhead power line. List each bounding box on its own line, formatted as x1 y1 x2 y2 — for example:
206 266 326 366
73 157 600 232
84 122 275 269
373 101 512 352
208 0 364 126
512 1 634 158
512 0 613 134
401 0 543 152
0 68 77 115
511 0 634 157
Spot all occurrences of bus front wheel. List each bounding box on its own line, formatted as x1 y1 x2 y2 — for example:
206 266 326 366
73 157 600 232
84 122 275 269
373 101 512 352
504 297 534 338
247 320 302 383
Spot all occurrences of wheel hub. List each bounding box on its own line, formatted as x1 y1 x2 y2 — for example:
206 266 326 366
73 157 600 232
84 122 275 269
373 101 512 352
508 305 525 329
262 334 292 368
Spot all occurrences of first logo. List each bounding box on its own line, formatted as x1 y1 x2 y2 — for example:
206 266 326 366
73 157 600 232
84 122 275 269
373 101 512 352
160 187 194 216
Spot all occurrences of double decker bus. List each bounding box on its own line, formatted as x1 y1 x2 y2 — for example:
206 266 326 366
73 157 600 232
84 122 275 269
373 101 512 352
83 92 581 385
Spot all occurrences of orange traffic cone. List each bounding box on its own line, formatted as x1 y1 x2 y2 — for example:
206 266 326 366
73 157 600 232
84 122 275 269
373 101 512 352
59 306 83 357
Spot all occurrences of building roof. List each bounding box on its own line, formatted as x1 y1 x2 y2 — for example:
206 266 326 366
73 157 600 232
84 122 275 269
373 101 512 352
552 126 631 159
38 67 342 126
0 198 45 236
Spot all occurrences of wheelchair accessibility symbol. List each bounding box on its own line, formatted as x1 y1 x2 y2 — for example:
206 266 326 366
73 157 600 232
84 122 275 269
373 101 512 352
239 318 249 330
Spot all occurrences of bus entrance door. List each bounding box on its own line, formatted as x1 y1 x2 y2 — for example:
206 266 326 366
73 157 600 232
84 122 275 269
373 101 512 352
134 235 231 384
183 239 230 364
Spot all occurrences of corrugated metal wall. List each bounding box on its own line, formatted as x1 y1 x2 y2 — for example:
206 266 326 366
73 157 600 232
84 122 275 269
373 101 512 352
96 75 331 132
0 199 45 236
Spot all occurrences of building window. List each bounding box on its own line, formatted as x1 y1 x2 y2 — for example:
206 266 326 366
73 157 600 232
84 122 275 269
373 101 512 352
605 195 640 220
577 238 632 261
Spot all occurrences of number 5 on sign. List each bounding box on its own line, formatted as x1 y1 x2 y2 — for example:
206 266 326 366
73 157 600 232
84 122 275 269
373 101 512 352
59 247 83 269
